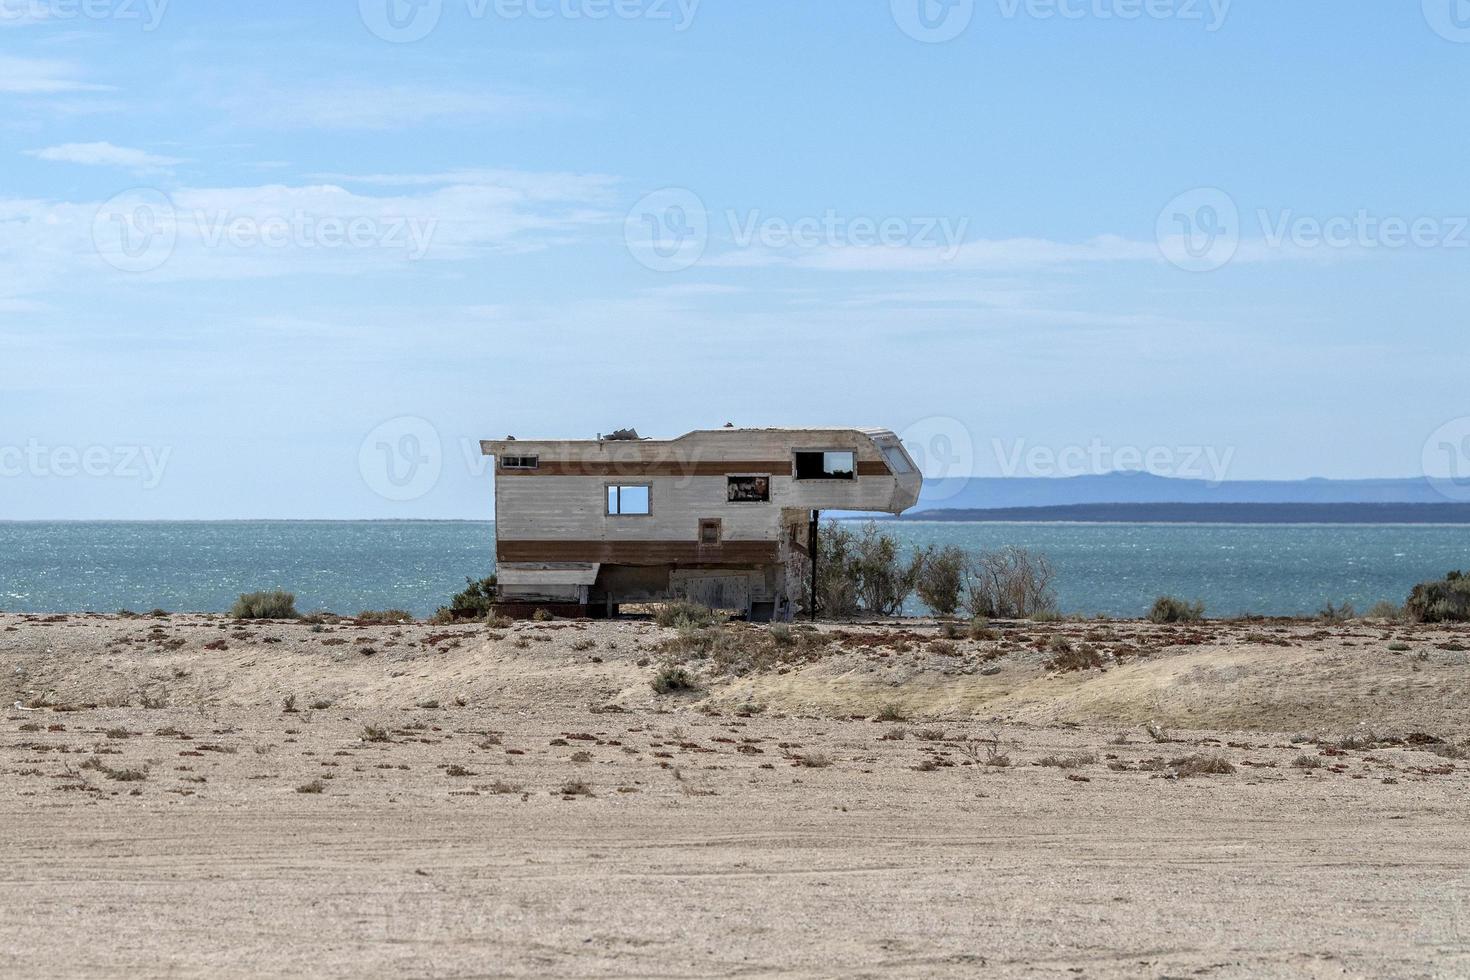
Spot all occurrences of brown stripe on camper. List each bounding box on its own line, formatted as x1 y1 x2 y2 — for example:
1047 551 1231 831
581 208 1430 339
496 540 781 566
498 460 891 477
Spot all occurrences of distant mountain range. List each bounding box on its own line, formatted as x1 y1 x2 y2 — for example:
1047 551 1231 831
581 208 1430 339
897 503 1470 524
912 473 1451 510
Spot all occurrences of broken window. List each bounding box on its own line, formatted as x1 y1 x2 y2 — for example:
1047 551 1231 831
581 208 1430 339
794 451 856 480
699 519 722 545
500 455 539 470
727 475 770 502
606 484 651 515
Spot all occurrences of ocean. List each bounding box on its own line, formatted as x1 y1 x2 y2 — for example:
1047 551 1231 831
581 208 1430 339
1 520 1465 619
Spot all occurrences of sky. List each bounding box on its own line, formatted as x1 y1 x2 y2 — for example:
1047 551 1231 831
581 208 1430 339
2 0 1469 519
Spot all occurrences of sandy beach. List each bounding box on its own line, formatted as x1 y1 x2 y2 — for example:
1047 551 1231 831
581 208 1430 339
3 612 1469 977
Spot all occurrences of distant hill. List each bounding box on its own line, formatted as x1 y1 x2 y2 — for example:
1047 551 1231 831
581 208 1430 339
913 473 1448 510
895 502 1470 525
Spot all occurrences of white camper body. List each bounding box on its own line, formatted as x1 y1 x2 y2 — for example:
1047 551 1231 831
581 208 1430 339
481 427 921 620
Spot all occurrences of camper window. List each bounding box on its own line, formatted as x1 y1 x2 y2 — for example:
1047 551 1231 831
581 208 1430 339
500 455 539 471
727 475 770 502
794 451 856 481
606 484 651 515
880 446 913 475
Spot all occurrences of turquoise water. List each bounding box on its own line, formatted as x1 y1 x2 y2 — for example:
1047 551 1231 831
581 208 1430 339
0 521 1466 619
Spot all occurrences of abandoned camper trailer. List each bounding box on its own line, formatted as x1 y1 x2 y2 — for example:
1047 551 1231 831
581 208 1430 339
482 427 922 620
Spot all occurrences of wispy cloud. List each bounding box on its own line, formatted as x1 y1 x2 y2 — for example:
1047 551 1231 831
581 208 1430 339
0 56 111 94
0 170 617 302
27 141 187 173
217 83 553 131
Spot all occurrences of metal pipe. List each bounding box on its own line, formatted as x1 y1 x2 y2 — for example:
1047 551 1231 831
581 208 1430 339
809 509 819 622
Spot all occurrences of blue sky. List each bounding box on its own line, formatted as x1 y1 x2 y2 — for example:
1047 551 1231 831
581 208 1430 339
3 0 1469 518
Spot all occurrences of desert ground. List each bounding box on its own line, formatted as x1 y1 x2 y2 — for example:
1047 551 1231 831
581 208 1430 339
3 611 1469 978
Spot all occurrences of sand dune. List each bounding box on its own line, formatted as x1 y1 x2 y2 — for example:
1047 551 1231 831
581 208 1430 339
3 613 1468 977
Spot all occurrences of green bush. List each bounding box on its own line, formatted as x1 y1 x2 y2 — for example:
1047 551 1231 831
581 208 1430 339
1148 596 1204 624
433 576 498 623
916 544 967 617
230 590 299 620
1405 571 1470 623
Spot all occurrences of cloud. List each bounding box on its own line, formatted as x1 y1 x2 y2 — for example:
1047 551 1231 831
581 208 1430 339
0 170 617 302
0 56 111 94
27 142 187 173
218 83 553 131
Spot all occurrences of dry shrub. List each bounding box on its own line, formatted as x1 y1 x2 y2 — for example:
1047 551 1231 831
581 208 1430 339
1148 596 1204 623
1045 642 1105 673
961 547 1058 620
809 521 923 617
357 609 414 625
1036 752 1096 769
230 590 299 620
654 600 719 629
651 663 697 694
1170 754 1235 777
1405 571 1470 623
